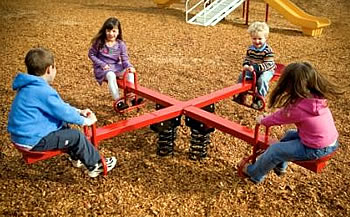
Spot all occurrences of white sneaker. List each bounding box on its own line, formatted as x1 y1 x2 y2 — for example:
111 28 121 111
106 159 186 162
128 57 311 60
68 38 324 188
88 157 117 178
68 157 84 168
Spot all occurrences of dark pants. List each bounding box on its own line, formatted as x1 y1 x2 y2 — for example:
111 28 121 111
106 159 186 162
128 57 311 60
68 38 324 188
32 125 101 170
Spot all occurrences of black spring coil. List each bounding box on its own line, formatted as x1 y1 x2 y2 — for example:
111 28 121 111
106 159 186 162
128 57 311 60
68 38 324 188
189 128 211 160
156 127 177 157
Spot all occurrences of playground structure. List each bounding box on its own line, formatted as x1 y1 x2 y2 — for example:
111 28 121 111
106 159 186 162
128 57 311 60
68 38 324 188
263 0 331 36
154 0 331 36
2 0 348 215
12 63 336 176
81 63 333 174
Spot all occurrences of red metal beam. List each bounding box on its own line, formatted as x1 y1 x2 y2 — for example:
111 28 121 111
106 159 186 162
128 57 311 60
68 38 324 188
117 80 181 106
92 105 184 144
96 72 279 147
183 106 276 148
86 65 328 173
134 85 182 106
118 76 254 109
93 78 260 145
185 82 253 108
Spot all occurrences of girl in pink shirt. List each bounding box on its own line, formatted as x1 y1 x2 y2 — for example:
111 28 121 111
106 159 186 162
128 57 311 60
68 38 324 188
243 61 343 183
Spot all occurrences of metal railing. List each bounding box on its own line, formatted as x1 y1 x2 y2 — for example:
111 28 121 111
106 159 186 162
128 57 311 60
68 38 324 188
186 0 212 25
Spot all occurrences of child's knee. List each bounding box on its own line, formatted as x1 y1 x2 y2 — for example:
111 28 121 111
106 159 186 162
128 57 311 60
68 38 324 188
127 73 134 83
106 71 116 81
260 71 274 82
282 130 299 141
69 128 85 138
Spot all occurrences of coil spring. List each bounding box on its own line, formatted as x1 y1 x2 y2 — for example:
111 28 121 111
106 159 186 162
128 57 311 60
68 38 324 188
189 128 211 160
156 127 177 156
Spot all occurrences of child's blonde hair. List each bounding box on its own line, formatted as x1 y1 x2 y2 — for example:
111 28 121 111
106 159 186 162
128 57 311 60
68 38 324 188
247 21 269 37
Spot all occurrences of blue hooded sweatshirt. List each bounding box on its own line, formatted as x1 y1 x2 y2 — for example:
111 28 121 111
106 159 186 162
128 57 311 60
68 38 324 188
8 73 84 147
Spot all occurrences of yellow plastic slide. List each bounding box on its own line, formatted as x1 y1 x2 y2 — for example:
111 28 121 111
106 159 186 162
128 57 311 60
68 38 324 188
264 0 331 36
153 0 181 8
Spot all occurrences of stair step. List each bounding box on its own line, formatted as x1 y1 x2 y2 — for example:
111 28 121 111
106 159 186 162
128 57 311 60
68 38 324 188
187 0 244 26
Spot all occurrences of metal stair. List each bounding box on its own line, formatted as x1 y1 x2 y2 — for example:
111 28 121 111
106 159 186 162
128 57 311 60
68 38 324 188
186 0 245 26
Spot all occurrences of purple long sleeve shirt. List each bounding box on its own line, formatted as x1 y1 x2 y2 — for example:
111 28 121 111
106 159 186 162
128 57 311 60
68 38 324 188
88 39 133 84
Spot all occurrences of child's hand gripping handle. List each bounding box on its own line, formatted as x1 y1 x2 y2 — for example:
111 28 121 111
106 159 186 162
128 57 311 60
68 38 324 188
241 67 257 89
82 111 98 147
82 110 97 126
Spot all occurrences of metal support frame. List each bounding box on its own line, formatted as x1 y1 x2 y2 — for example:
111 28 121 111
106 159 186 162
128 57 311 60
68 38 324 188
83 63 333 173
84 75 267 158
242 0 270 25
85 80 258 147
86 65 288 147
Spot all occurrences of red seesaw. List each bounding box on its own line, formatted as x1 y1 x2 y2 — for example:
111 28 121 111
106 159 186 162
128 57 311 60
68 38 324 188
83 63 335 173
13 64 335 175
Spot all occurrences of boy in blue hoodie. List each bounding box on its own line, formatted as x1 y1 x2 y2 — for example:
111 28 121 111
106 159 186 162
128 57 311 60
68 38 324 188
8 47 116 178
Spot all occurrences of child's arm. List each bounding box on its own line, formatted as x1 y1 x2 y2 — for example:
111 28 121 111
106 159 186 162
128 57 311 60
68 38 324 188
242 49 256 72
254 55 275 74
257 106 302 127
242 51 252 70
43 92 85 125
119 41 133 70
76 108 92 117
88 45 108 69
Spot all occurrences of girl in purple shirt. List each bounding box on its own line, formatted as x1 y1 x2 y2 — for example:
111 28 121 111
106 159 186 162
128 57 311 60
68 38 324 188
88 17 135 110
243 61 344 183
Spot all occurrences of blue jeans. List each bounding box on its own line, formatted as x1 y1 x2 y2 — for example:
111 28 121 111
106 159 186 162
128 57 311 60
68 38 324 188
32 124 101 170
246 130 339 183
238 70 274 97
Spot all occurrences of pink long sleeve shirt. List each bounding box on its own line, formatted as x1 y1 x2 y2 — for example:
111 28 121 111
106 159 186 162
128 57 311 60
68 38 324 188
261 97 338 149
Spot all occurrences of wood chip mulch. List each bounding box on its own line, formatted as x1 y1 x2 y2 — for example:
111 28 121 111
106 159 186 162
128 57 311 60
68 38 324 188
0 0 349 216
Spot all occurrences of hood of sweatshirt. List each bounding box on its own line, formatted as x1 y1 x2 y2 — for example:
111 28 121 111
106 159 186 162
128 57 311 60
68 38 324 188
12 73 46 91
296 97 328 116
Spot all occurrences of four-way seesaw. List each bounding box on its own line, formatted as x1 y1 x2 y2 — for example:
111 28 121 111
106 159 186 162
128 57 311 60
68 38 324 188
13 63 336 178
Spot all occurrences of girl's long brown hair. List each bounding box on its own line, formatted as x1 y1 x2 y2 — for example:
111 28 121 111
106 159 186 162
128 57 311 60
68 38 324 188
268 61 344 108
90 17 123 50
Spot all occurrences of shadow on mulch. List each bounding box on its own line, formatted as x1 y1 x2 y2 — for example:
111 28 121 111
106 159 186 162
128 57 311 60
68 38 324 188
80 3 185 21
216 18 303 37
0 155 81 184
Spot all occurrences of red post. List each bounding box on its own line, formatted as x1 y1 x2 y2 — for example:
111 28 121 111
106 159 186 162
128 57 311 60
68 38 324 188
242 1 245 19
91 124 98 147
252 124 260 163
245 0 250 25
265 4 269 23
